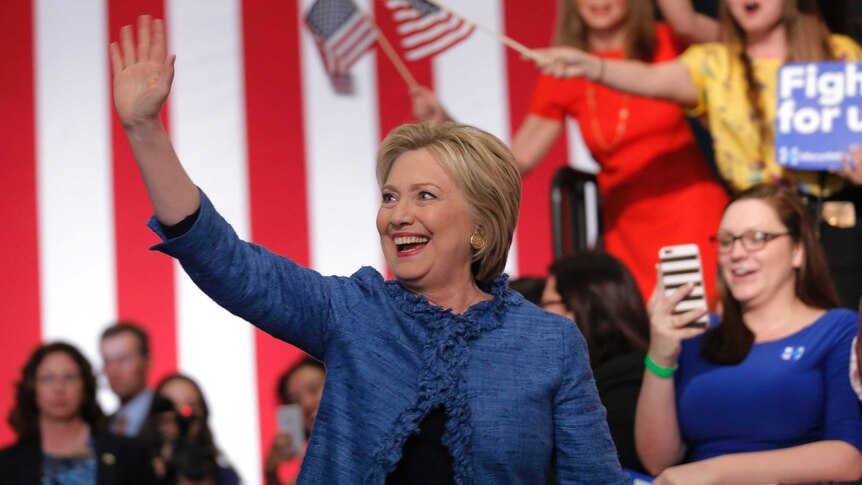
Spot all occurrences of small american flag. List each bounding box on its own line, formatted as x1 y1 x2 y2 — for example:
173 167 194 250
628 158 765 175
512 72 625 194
305 0 377 76
384 0 474 61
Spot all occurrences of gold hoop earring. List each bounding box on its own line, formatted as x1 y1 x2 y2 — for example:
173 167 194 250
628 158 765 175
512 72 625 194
470 231 486 250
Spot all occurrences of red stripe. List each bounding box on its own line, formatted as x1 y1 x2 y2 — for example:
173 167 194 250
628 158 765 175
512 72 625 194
404 22 472 60
374 0 435 281
373 3 434 140
107 0 178 387
503 0 568 276
242 2 310 482
0 0 40 447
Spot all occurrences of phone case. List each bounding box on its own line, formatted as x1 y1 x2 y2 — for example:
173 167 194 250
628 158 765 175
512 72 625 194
276 404 306 456
659 244 708 327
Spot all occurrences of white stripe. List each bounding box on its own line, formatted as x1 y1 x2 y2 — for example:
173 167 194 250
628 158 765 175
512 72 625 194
335 30 378 73
393 9 421 21
328 13 368 51
300 0 385 277
400 15 460 48
397 9 449 35
404 22 472 60
331 16 374 57
166 2 260 484
432 0 517 276
34 0 117 375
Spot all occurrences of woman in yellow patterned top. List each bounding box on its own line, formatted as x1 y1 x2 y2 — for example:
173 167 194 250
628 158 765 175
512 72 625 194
533 0 862 308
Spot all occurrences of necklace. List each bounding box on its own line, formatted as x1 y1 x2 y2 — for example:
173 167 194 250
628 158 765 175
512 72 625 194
585 79 630 153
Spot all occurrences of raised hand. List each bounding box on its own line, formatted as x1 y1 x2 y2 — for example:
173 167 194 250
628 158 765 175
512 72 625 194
264 431 299 484
531 46 601 80
836 145 862 185
647 266 708 367
410 86 451 124
110 15 175 129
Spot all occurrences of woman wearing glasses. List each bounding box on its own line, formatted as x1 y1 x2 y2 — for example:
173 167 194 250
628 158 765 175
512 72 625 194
637 184 862 484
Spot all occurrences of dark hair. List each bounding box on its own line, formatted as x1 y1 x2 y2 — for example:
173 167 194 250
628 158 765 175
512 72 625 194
100 321 150 358
703 184 841 364
8 342 105 439
508 277 547 305
276 357 326 405
139 374 221 483
718 0 833 162
555 0 657 62
550 253 650 368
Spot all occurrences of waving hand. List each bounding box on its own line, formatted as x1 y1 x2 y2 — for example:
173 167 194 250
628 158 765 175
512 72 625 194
110 15 175 128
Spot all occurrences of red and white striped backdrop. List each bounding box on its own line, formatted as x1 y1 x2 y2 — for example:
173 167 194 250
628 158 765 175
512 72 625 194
0 0 596 482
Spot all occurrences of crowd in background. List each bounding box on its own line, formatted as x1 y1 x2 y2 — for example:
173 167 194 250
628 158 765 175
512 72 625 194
3 0 862 483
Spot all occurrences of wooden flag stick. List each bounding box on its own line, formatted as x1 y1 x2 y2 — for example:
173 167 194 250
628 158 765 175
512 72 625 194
348 0 418 89
424 0 544 62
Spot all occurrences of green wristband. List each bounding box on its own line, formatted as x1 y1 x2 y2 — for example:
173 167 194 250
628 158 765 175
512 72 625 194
645 354 676 378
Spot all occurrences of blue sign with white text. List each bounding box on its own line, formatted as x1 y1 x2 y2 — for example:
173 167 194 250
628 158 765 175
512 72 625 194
775 61 862 171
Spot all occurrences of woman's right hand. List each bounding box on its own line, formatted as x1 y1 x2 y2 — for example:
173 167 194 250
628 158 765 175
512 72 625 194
110 15 176 129
647 266 708 367
532 47 601 80
410 86 451 123
265 431 299 475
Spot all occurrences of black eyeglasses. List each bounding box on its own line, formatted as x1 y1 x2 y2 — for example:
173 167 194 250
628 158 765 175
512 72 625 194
709 230 791 253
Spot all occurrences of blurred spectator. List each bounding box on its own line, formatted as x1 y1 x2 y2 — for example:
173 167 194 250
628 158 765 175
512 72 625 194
265 358 325 485
141 374 240 485
0 342 154 484
659 0 862 44
544 253 649 473
508 277 546 305
638 185 862 483
101 322 154 437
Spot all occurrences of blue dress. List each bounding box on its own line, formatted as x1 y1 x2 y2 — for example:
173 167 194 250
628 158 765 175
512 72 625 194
148 191 628 484
676 309 862 462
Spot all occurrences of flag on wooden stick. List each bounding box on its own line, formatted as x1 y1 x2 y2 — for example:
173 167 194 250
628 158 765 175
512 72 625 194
383 0 474 61
305 0 377 75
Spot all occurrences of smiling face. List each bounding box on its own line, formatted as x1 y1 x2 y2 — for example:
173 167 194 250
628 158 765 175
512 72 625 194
35 351 85 422
575 0 627 32
718 199 803 310
726 0 784 37
377 148 477 293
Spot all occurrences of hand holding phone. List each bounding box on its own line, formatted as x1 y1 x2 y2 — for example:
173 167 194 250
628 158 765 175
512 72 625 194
659 244 708 328
276 404 306 457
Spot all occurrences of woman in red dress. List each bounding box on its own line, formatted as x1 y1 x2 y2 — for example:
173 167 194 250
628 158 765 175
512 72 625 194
413 0 728 300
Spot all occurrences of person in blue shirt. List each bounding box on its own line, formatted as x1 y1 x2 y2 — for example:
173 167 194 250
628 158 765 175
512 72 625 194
107 15 628 484
638 184 862 484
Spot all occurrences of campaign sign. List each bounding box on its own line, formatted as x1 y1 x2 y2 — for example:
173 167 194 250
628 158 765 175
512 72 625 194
775 61 862 171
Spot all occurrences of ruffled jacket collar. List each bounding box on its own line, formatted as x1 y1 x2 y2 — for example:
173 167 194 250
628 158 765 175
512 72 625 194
369 274 522 484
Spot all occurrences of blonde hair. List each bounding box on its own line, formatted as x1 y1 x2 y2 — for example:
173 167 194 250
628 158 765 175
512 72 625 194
555 0 657 61
376 122 521 282
719 0 834 154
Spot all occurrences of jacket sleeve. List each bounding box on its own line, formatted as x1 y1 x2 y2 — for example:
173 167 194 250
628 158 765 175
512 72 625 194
148 189 343 359
553 325 630 484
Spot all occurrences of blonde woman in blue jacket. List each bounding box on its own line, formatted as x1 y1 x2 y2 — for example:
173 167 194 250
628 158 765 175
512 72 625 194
109 15 628 484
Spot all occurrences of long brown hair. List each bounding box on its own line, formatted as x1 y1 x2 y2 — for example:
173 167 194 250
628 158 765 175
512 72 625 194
551 252 650 368
8 342 105 439
718 0 834 160
702 185 840 364
555 0 657 61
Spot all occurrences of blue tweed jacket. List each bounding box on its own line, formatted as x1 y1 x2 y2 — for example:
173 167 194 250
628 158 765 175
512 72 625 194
149 192 627 484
